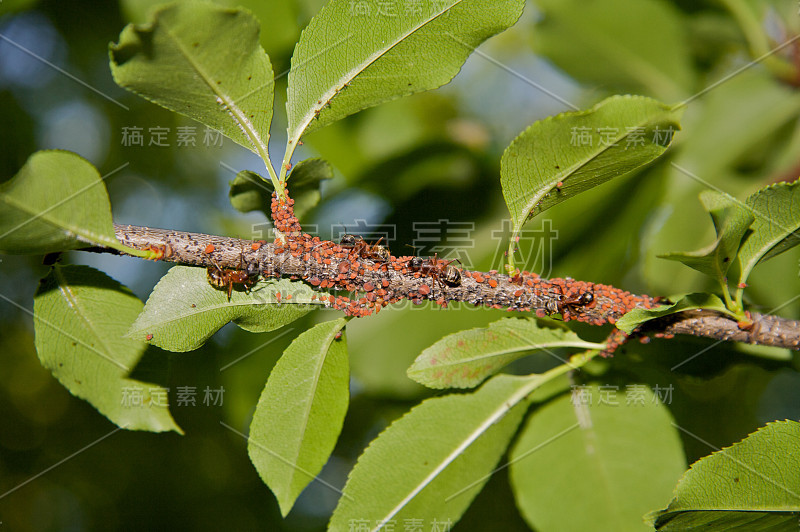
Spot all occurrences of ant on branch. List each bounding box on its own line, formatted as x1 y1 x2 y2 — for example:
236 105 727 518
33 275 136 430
207 250 261 301
340 234 391 262
545 285 594 318
407 254 462 291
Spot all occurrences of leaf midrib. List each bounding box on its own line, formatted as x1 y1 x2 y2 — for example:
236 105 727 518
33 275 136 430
159 20 270 161
511 123 656 237
130 297 324 332
1 185 119 248
289 0 463 142
284 325 341 494
373 377 535 530
421 339 602 369
739 195 800 279
54 268 131 372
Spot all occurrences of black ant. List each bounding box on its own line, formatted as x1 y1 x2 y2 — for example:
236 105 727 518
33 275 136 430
207 251 261 301
407 254 462 291
340 234 391 262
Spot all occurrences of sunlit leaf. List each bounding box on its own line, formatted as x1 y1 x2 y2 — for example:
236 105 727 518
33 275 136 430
648 420 800 530
736 179 800 286
501 95 682 249
248 318 348 516
127 266 322 352
34 265 181 433
510 384 685 532
660 190 754 285
110 3 274 160
286 0 524 143
329 374 533 530
408 317 604 389
0 151 131 255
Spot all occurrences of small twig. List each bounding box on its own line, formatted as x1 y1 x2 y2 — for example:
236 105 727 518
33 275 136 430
638 309 800 350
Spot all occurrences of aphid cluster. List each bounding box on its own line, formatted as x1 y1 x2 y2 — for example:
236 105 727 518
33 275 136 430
266 188 658 325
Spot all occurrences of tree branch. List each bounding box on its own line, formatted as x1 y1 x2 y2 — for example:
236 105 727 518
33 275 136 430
105 218 800 352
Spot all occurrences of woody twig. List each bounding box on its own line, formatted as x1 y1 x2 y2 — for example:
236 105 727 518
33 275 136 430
96 189 800 353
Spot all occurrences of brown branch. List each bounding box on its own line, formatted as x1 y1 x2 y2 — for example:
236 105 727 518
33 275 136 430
76 189 793 352
105 220 800 352
640 310 800 350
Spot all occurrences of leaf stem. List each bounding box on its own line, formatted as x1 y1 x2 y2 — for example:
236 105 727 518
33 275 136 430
263 158 282 194
719 281 746 319
506 240 517 275
734 285 745 313
278 137 300 188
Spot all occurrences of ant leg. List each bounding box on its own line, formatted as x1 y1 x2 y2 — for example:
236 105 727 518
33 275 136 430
544 284 563 316
434 275 445 297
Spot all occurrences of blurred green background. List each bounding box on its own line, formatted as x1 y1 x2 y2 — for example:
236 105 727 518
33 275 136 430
1 0 800 530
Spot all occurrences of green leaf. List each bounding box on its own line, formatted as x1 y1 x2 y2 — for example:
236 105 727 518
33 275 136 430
329 374 532 531
248 318 349 516
127 266 322 352
229 170 272 215
34 265 181 433
0 151 132 255
285 158 333 218
286 0 524 143
121 1 303 58
500 95 682 252
648 420 800 530
736 179 800 286
230 159 332 219
656 511 800 530
616 293 730 334
408 317 605 389
110 3 275 162
533 0 693 101
510 384 685 532
660 190 755 284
